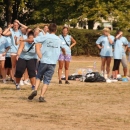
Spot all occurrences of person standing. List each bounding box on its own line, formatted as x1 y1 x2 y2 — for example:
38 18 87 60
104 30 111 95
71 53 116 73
3 20 28 82
96 28 114 78
0 27 10 83
58 27 76 84
27 23 65 102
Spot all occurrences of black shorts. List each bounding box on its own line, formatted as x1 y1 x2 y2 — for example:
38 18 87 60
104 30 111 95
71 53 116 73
4 57 12 68
15 58 37 78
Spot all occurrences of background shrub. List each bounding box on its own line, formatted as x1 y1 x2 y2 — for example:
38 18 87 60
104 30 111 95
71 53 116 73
29 24 130 56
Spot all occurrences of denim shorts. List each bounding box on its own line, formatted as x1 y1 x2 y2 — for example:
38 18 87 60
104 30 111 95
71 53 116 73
58 54 71 61
36 63 56 85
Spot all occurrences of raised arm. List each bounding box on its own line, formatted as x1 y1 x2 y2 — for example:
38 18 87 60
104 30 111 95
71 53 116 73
15 20 28 29
2 24 13 36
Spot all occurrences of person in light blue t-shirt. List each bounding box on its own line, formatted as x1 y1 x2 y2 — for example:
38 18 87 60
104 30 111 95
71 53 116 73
58 27 76 84
15 31 37 90
96 28 114 78
38 25 49 37
2 20 28 82
27 23 65 102
128 36 130 76
112 30 128 78
0 27 10 83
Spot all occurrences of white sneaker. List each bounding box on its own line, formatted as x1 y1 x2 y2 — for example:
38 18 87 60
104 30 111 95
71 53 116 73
106 79 112 83
24 80 31 85
20 80 24 86
3 79 7 84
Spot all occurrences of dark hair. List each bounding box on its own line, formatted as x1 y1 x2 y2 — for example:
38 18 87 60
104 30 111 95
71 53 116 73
116 30 122 35
27 31 34 37
62 26 69 31
48 23 57 33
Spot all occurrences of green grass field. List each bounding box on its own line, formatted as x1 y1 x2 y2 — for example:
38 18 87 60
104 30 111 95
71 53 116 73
0 56 130 130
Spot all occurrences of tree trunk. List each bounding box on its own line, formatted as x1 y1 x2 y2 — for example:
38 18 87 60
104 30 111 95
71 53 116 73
4 0 12 25
88 20 94 29
12 0 20 22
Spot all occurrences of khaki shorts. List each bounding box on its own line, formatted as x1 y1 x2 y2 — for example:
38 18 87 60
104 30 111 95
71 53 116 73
121 55 127 68
0 54 5 61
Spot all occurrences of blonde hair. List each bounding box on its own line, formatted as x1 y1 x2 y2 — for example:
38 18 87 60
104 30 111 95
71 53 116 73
103 27 110 33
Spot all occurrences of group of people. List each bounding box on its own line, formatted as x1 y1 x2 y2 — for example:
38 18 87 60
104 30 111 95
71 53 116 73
0 20 76 102
1 20 130 102
96 27 130 80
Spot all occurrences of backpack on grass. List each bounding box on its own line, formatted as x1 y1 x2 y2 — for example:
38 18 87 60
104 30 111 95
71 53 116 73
85 72 106 82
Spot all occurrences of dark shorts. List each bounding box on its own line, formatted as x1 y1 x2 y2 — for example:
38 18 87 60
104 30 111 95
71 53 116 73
101 56 112 58
15 58 37 78
4 57 12 68
36 63 56 85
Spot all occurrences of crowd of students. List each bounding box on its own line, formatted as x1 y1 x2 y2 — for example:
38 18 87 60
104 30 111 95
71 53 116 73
0 20 76 102
96 27 130 80
0 20 130 102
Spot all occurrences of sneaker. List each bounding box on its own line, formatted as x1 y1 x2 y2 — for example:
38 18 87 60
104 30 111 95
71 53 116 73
28 90 37 100
39 96 46 102
59 80 62 84
24 80 31 85
31 86 35 90
65 80 70 84
20 80 24 86
3 79 7 84
16 84 21 90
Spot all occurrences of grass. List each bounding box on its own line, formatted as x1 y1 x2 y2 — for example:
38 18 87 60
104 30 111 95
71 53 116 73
0 56 130 130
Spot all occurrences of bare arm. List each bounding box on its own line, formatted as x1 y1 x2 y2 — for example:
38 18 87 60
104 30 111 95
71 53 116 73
36 43 42 59
2 46 10 56
16 40 25 60
96 44 103 49
107 35 114 44
2 27 12 36
124 45 128 52
70 37 76 48
38 28 45 35
15 20 28 29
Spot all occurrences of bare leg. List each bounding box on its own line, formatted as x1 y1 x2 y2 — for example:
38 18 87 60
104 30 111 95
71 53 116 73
29 77 36 86
40 84 48 97
11 55 17 81
106 57 111 77
35 79 41 90
123 68 127 77
101 57 106 75
1 61 6 80
65 61 70 81
58 61 64 81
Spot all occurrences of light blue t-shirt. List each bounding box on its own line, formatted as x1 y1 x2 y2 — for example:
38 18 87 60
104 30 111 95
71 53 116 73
59 35 71 55
0 36 10 54
113 37 128 59
120 37 128 56
10 28 22 53
20 42 37 60
34 34 62 64
5 36 12 57
96 35 115 56
22 34 27 40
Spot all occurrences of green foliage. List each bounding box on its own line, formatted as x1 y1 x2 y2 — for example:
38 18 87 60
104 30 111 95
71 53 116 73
69 19 77 28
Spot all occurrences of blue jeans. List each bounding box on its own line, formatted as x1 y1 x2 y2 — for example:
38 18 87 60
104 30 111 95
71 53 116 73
36 63 56 85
